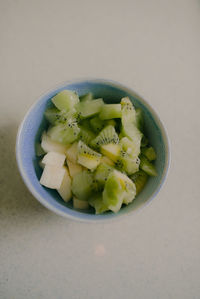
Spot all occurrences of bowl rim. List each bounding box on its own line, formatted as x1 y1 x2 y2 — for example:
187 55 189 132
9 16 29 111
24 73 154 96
16 78 171 222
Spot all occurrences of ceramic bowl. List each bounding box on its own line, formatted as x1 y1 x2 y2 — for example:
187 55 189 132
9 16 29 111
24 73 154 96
16 79 170 222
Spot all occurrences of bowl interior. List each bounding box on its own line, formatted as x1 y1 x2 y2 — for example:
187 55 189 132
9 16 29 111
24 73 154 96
17 80 169 221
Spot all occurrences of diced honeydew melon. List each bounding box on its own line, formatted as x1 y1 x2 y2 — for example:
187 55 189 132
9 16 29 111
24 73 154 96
99 104 121 120
42 152 66 167
52 90 79 112
57 167 72 202
72 170 93 200
41 132 69 154
73 197 89 210
76 98 104 118
100 143 121 162
67 160 83 178
40 165 65 189
65 142 78 163
80 92 93 102
139 155 157 176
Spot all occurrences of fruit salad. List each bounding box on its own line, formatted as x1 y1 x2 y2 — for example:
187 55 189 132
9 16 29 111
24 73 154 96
37 90 157 214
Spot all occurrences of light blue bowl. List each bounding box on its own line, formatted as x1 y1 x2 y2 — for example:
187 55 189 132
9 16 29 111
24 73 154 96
16 79 170 222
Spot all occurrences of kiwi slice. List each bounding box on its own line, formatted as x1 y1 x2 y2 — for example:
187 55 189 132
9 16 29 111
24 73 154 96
80 92 93 102
94 163 114 187
141 146 156 161
91 125 119 148
139 154 157 176
131 170 148 194
89 193 109 214
77 141 101 170
79 126 95 145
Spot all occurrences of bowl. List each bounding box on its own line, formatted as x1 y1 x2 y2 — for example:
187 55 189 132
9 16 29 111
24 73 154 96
16 79 170 222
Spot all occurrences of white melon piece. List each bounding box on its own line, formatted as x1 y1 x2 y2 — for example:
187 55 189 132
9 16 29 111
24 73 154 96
40 165 65 189
42 152 66 167
67 160 83 178
65 142 78 163
57 167 72 202
41 132 69 154
73 197 89 210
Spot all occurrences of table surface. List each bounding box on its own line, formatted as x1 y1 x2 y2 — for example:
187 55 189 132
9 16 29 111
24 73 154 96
0 1 200 298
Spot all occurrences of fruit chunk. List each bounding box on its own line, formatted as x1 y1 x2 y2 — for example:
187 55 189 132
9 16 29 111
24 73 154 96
91 125 119 148
89 194 108 214
135 108 144 131
79 126 95 145
47 121 80 145
100 143 121 162
39 159 45 169
41 132 69 154
120 137 140 158
114 171 136 205
65 142 78 163
42 152 66 167
80 92 93 102
77 141 101 170
72 170 93 200
94 163 113 186
67 160 83 178
73 197 89 210
101 156 114 166
90 116 104 133
99 104 121 120
57 167 72 202
139 155 157 176
121 97 136 123
52 90 79 112
40 165 65 189
35 142 45 156
103 171 124 213
131 170 148 194
76 98 104 118
141 146 156 161
115 153 140 175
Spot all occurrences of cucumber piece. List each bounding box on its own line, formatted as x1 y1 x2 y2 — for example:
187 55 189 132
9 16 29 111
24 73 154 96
77 141 101 170
90 116 104 133
99 104 121 120
89 193 108 214
76 98 104 118
131 170 148 194
79 126 95 145
141 146 156 161
139 154 157 176
94 163 113 186
72 170 93 200
47 120 80 145
73 197 89 210
52 90 79 112
80 92 93 102
102 171 124 213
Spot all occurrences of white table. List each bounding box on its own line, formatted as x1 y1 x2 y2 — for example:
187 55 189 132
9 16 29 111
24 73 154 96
0 1 199 298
